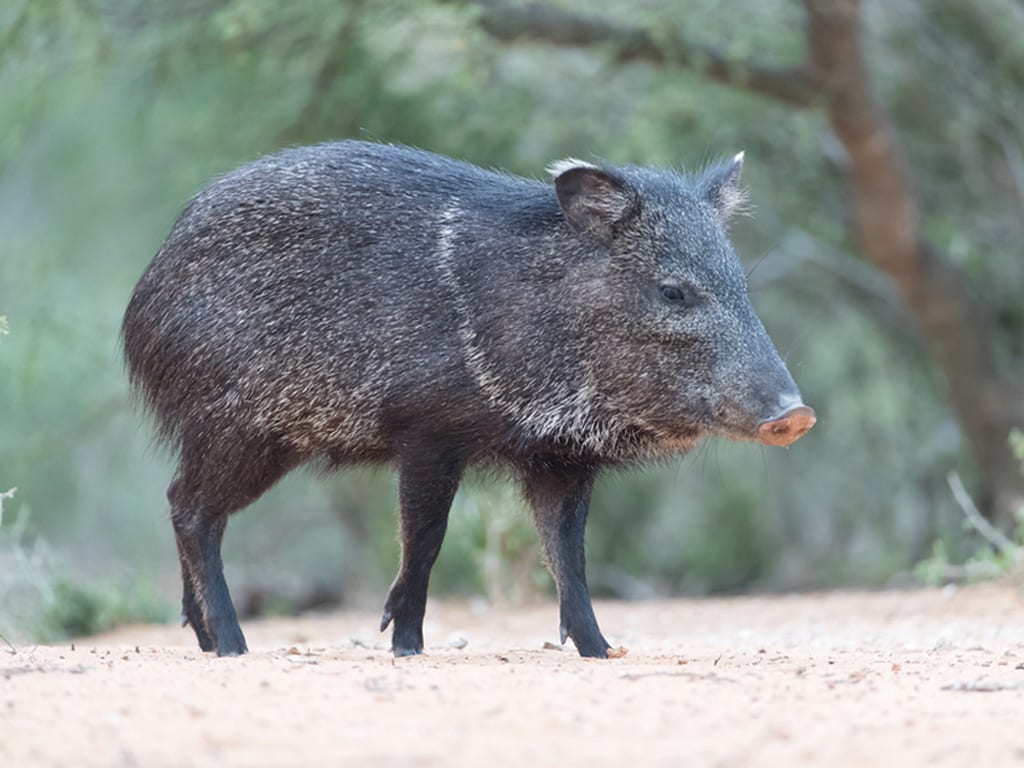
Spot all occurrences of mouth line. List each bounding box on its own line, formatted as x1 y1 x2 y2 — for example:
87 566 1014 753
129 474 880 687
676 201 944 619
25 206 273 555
699 406 816 448
641 403 816 452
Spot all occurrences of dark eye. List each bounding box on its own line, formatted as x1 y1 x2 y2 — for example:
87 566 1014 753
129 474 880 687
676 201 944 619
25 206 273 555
660 284 689 306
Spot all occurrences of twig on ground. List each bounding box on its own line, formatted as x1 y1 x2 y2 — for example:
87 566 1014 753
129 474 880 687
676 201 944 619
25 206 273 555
0 630 16 655
947 472 1019 559
942 678 1024 692
621 670 737 683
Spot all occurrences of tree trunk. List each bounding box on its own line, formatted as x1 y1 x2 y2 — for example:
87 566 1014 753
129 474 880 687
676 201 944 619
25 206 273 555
804 0 1024 525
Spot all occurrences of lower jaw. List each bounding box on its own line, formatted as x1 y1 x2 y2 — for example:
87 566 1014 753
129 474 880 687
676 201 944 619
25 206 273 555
602 422 754 460
635 429 707 458
652 426 762 455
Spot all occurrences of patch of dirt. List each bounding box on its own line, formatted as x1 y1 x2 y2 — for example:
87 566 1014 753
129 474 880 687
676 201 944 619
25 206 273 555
3 584 1024 767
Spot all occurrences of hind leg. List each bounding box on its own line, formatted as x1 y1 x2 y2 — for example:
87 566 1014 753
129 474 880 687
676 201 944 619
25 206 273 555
168 475 216 651
169 437 296 656
180 573 215 652
173 533 215 651
169 473 248 656
171 503 247 655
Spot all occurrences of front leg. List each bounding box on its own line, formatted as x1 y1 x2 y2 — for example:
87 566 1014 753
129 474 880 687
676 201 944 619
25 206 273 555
523 461 610 659
380 440 465 657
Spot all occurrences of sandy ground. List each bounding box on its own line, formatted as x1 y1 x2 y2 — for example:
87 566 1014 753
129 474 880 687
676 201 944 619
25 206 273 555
3 584 1024 767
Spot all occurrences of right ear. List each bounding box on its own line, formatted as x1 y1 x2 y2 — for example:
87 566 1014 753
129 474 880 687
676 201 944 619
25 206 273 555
548 160 638 242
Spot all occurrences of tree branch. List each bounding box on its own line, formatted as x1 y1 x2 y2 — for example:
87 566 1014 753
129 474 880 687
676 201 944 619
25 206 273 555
947 472 1019 559
467 0 822 108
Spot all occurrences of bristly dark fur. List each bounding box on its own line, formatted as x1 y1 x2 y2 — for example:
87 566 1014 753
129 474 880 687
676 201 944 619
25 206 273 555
122 140 804 659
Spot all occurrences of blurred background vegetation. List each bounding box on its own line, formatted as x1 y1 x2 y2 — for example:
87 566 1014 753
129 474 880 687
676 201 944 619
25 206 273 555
2 0 1022 642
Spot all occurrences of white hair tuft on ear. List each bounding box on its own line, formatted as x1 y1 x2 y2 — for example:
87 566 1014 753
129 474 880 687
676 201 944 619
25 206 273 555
545 158 598 178
700 152 750 224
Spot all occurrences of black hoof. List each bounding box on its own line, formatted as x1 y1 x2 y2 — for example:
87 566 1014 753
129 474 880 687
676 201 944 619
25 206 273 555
381 587 427 656
392 645 423 658
390 623 424 657
574 641 611 659
213 625 249 657
183 614 216 652
560 621 611 659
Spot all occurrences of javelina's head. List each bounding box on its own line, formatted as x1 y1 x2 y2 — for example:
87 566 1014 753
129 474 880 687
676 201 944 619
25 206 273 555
551 154 815 453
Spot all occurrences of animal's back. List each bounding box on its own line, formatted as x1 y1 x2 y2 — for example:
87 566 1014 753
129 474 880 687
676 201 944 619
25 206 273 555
122 141 547 459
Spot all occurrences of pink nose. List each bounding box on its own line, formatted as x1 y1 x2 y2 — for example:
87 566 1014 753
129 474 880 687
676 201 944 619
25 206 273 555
757 405 816 447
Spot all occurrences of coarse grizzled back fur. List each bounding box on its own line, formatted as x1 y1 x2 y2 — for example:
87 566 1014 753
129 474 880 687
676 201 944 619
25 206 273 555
123 140 795 476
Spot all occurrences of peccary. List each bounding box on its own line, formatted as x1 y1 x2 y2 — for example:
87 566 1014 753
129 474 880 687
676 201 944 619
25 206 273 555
122 140 815 659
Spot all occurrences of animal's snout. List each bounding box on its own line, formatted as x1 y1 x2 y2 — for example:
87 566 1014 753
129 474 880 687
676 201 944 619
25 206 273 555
756 404 816 447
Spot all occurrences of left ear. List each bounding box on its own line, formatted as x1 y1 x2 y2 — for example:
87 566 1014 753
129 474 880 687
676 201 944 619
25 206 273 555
549 159 638 243
699 151 747 224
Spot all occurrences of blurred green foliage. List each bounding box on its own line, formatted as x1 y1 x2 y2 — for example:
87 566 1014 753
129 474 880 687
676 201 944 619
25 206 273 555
2 0 1021 641
916 431 1024 586
0 504 172 642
